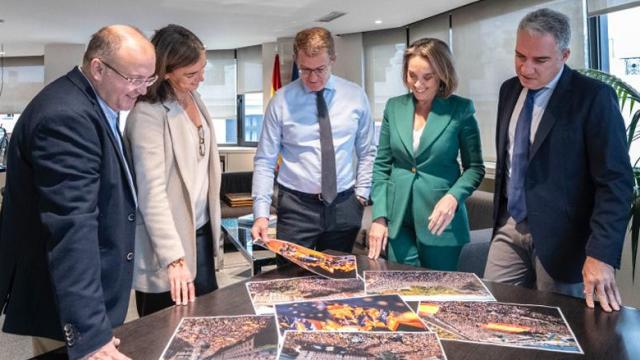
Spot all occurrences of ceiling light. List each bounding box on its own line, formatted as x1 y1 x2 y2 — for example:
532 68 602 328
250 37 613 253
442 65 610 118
316 11 347 23
375 20 383 24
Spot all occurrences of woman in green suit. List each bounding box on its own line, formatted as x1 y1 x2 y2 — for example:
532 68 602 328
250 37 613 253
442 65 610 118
368 38 484 270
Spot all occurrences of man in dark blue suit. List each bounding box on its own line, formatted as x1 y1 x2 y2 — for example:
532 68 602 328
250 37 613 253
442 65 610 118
485 8 633 312
0 25 156 359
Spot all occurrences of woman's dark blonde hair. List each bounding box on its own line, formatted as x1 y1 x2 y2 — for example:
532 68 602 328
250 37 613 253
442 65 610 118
140 24 205 103
402 38 458 98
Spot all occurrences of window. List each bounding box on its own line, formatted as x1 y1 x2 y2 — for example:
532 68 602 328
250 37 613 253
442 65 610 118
237 92 264 146
593 5 640 163
199 50 237 145
363 28 408 121
236 45 264 147
0 56 44 114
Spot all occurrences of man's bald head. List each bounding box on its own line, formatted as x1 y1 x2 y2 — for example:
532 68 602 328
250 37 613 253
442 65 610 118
82 25 152 67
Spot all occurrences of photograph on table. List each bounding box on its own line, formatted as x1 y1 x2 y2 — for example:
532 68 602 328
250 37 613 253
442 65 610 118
255 238 358 279
277 330 447 360
417 301 583 354
364 270 496 302
246 276 365 314
274 294 428 336
159 315 279 360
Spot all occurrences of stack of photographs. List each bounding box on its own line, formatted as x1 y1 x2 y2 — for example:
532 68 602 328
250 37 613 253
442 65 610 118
160 267 583 359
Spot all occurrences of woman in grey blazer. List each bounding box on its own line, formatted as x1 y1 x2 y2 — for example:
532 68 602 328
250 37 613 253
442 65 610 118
125 25 221 316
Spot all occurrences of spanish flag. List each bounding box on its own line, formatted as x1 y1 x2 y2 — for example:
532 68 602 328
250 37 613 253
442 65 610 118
270 54 282 97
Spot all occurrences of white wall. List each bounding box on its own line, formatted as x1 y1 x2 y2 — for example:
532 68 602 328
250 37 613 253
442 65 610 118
44 43 85 85
333 33 365 86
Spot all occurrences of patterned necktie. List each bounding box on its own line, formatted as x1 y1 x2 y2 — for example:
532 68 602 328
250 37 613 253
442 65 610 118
507 88 540 223
316 89 337 205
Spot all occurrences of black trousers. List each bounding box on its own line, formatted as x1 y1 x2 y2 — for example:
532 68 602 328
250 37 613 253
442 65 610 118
135 222 218 317
275 185 363 265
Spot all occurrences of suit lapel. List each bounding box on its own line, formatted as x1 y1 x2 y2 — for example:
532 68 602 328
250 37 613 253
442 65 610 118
497 81 521 165
166 99 196 206
530 66 572 160
415 97 452 158
392 94 415 158
67 68 138 205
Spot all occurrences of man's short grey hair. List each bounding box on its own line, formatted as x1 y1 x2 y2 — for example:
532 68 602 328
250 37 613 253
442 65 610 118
518 8 571 51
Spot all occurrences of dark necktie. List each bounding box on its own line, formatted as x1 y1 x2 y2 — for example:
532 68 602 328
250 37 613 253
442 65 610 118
316 89 337 205
507 88 540 223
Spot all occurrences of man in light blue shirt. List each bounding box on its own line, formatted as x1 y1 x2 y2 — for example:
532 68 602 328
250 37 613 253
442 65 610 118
252 27 375 254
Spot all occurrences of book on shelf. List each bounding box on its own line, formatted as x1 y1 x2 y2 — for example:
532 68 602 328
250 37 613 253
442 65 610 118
224 192 253 207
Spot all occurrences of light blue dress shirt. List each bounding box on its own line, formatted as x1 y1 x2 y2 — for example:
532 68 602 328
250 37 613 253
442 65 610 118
506 65 564 181
95 96 137 206
79 66 137 206
252 75 376 218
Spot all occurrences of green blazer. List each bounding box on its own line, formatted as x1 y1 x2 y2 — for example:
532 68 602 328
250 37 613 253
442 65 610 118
371 93 485 246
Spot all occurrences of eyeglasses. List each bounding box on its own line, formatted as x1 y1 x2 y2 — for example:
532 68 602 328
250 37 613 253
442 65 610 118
198 126 205 157
99 59 158 88
298 65 330 78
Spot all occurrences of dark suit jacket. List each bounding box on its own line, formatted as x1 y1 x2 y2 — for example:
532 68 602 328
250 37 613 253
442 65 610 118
494 66 634 283
0 68 137 359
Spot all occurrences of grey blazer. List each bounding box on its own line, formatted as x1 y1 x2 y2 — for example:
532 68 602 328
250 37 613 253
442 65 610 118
124 92 221 293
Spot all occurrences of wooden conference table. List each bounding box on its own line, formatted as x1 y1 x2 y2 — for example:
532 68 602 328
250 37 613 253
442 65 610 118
40 254 640 359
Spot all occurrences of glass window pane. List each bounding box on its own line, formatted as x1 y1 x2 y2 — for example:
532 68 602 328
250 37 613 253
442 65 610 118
0 56 44 114
364 28 407 121
199 50 237 144
237 45 263 94
243 92 263 143
605 6 640 164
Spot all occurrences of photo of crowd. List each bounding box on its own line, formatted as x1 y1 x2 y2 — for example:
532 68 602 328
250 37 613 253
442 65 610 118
274 294 428 336
417 302 582 354
159 315 278 359
364 271 496 302
278 331 447 360
257 239 358 279
246 276 365 314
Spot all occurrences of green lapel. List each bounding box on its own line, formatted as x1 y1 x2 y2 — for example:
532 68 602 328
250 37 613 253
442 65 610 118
415 97 452 158
392 94 416 158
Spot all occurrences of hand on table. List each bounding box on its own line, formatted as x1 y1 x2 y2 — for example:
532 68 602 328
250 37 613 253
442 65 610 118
582 256 622 312
83 337 130 360
167 258 195 305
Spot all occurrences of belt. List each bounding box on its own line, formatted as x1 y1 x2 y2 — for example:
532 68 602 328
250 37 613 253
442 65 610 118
196 222 211 236
279 185 354 203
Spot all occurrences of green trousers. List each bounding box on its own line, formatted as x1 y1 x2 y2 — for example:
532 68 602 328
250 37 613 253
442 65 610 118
387 202 463 271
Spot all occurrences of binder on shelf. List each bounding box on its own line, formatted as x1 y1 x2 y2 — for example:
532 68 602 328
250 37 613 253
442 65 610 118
224 192 253 207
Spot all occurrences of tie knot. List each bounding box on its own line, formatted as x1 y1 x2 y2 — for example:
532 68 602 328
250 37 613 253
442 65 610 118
316 89 325 97
527 87 541 100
